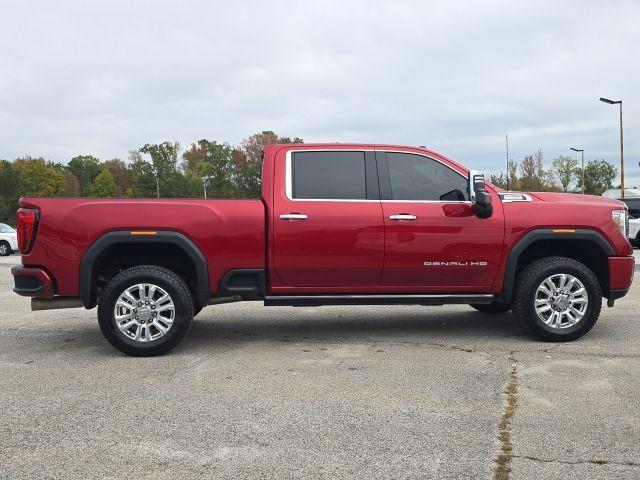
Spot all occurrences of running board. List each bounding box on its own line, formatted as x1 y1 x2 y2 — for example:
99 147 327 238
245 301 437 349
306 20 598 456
264 294 494 307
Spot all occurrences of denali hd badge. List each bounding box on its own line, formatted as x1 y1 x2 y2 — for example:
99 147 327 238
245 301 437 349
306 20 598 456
424 261 488 267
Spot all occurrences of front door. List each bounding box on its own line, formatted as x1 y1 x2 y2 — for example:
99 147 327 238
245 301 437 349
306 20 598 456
378 150 504 290
271 149 385 289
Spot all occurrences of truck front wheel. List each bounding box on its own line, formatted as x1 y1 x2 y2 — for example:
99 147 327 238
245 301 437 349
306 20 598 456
512 256 602 342
97 265 194 356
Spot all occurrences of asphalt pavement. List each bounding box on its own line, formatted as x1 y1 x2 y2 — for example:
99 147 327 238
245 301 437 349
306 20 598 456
1 253 639 479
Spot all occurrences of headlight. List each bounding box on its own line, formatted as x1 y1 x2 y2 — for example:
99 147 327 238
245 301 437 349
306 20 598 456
612 209 629 239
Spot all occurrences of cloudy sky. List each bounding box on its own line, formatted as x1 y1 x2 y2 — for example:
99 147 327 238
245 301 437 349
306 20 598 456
1 0 638 185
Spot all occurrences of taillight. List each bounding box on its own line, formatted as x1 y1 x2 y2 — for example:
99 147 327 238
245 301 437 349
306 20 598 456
16 208 39 253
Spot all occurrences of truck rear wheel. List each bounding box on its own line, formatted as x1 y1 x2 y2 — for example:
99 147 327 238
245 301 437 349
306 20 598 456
97 265 194 356
512 256 601 342
470 302 511 314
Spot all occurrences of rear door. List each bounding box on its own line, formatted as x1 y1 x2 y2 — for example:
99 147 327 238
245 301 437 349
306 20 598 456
378 150 504 290
271 149 385 288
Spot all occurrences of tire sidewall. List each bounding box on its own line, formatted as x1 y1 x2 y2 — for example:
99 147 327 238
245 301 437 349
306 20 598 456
0 241 10 256
520 261 600 337
98 268 193 355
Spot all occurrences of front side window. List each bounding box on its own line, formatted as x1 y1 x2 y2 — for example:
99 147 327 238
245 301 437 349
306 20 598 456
291 151 367 199
0 223 15 233
386 152 468 201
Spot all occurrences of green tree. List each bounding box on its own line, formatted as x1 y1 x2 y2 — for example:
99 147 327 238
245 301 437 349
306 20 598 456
551 155 579 192
235 131 303 197
519 150 548 191
128 150 157 197
507 159 521 191
489 172 508 189
182 140 237 197
91 170 117 197
103 159 133 197
63 171 81 196
68 155 101 196
18 158 65 197
139 142 180 197
0 159 20 224
583 159 617 196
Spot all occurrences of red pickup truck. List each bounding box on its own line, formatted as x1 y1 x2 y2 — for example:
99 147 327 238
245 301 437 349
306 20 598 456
12 144 634 356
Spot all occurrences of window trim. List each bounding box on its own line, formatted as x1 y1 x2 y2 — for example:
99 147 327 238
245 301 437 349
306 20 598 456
379 151 472 204
284 148 471 204
285 149 379 202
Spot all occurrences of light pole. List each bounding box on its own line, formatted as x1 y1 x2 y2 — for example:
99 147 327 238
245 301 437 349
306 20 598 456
599 97 624 198
570 147 584 194
202 177 208 199
505 133 510 190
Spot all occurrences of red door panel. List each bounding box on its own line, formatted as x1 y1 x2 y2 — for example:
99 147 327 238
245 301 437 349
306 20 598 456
381 196 505 289
270 148 385 288
273 201 384 286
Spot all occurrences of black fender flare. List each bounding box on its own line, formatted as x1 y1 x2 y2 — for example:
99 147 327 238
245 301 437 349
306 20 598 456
499 228 614 304
79 231 209 309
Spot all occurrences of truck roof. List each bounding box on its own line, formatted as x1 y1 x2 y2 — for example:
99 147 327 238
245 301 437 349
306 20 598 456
263 143 469 174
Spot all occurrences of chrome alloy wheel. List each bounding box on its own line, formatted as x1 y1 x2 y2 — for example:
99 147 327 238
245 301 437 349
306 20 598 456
534 273 588 329
113 283 175 342
0 243 8 255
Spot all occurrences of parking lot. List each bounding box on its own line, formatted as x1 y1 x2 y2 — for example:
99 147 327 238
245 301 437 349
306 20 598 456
1 253 639 479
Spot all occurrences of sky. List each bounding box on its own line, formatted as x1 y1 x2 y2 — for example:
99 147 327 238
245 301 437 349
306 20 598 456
1 0 639 186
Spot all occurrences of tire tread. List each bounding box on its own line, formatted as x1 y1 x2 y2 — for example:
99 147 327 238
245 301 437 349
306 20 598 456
98 265 194 356
512 256 601 342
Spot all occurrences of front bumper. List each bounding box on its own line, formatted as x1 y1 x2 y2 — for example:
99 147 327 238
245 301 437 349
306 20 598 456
607 256 635 299
11 266 55 298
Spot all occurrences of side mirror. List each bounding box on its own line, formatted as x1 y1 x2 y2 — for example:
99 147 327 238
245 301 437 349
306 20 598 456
468 170 493 219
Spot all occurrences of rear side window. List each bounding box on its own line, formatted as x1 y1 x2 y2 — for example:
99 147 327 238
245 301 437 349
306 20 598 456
292 151 367 199
386 152 468 201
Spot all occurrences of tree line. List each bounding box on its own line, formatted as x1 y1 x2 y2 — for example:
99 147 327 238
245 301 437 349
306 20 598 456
0 135 618 226
0 131 301 225
488 149 617 195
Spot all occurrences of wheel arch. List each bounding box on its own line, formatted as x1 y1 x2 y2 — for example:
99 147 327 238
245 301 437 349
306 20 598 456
499 228 614 304
80 231 209 309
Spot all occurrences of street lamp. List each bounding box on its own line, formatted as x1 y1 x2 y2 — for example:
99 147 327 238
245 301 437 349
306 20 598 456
570 147 584 194
599 97 624 198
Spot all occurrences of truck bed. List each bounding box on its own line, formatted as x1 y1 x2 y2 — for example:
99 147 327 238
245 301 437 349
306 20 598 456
19 198 265 298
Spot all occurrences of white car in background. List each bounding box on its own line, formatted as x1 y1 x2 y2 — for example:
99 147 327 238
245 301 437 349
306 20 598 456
630 215 640 247
0 223 18 256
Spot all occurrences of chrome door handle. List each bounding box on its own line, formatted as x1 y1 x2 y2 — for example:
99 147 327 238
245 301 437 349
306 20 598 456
389 214 416 221
280 213 308 220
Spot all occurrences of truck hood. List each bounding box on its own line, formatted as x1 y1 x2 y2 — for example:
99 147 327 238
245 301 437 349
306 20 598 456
528 192 626 208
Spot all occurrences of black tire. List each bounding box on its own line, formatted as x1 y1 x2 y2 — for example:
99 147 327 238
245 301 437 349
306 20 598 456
470 302 511 314
98 265 194 356
0 241 11 256
635 231 640 248
512 256 602 342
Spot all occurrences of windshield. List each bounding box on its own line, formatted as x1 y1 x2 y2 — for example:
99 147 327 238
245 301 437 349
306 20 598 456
0 223 15 233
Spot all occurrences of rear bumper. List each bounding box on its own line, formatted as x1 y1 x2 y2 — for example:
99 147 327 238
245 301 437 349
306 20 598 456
607 256 635 299
11 266 55 298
